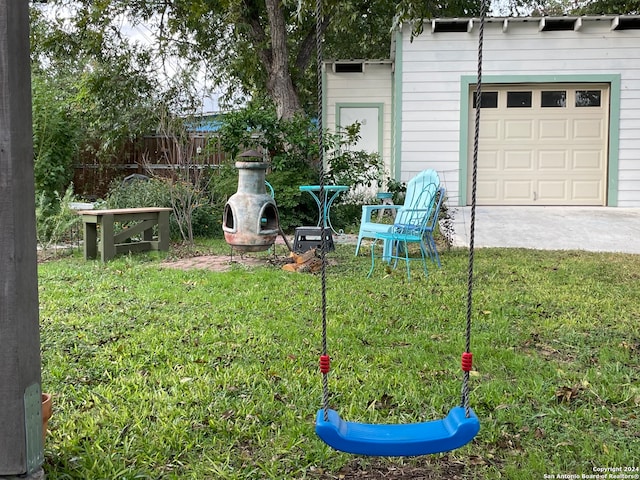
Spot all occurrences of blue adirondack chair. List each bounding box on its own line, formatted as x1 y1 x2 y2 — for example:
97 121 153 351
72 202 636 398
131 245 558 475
422 187 446 268
355 169 440 260
367 181 440 280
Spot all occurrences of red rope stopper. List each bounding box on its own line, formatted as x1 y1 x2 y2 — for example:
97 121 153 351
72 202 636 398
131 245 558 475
461 352 473 372
319 355 330 374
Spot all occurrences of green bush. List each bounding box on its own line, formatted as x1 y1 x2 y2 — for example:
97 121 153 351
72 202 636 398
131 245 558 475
105 177 172 210
386 177 407 204
96 166 264 242
105 175 224 241
215 102 384 234
217 99 286 160
35 185 81 254
189 202 220 238
324 123 384 191
331 202 366 234
215 102 320 233
266 168 318 232
32 74 80 203
104 177 185 239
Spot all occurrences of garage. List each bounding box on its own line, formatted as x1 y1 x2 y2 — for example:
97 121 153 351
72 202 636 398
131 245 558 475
469 83 610 206
329 15 640 207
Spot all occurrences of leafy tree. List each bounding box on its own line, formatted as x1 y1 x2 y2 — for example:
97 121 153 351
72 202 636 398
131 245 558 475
323 124 384 191
32 72 81 202
30 2 186 165
571 0 640 14
35 0 640 126
34 0 479 120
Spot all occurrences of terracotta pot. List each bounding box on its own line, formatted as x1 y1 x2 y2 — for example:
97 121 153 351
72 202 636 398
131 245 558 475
41 393 52 442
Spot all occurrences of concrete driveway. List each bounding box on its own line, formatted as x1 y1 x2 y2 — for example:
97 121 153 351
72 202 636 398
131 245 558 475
452 206 640 254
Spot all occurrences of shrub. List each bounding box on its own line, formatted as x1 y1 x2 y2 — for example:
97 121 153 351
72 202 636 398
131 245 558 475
105 177 172 210
266 168 318 232
104 175 222 241
32 74 80 203
104 177 184 239
331 202 365 234
385 177 407 205
216 103 320 233
189 202 220 238
324 123 384 193
35 185 81 255
216 102 385 234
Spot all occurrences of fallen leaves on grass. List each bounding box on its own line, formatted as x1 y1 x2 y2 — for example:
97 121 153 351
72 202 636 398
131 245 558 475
555 384 584 403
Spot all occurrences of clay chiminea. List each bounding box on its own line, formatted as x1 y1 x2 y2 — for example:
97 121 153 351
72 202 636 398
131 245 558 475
222 150 280 252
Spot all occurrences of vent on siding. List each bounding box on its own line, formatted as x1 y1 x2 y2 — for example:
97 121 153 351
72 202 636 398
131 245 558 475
539 17 578 31
432 19 473 33
334 63 364 73
612 16 640 30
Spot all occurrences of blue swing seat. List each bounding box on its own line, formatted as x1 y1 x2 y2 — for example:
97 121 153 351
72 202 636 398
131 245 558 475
315 406 480 457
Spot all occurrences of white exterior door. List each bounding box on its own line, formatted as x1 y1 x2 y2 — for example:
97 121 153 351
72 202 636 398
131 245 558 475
469 84 609 205
338 106 380 154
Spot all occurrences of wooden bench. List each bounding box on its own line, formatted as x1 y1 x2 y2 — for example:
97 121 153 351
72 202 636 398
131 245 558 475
77 207 172 261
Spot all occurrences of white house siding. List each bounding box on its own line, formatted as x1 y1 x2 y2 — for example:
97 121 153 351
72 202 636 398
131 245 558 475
397 17 640 207
324 61 393 196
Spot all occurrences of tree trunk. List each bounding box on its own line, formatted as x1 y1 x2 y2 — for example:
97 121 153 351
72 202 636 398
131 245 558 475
264 0 302 119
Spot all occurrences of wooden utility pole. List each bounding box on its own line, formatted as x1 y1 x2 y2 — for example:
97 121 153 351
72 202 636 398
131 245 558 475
0 1 44 476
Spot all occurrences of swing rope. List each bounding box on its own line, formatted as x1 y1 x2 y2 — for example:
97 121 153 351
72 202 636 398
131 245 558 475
316 0 331 423
463 0 487 417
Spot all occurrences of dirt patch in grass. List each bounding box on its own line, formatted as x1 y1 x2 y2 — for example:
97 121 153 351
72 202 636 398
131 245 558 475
162 241 345 272
37 245 77 263
520 332 578 365
161 254 289 272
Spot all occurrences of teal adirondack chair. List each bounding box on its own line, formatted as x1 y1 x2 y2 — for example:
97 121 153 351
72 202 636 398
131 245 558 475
355 169 440 260
422 186 446 268
367 182 441 280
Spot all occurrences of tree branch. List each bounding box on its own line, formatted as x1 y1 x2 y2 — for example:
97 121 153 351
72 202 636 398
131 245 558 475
295 14 331 73
240 0 272 68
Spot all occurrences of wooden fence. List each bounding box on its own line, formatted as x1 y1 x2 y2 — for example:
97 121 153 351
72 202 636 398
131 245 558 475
73 133 229 199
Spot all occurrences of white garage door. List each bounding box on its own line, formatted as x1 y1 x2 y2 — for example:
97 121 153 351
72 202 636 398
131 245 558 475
468 84 609 205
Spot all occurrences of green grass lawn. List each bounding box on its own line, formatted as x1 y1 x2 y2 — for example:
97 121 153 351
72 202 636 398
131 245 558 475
38 243 640 479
